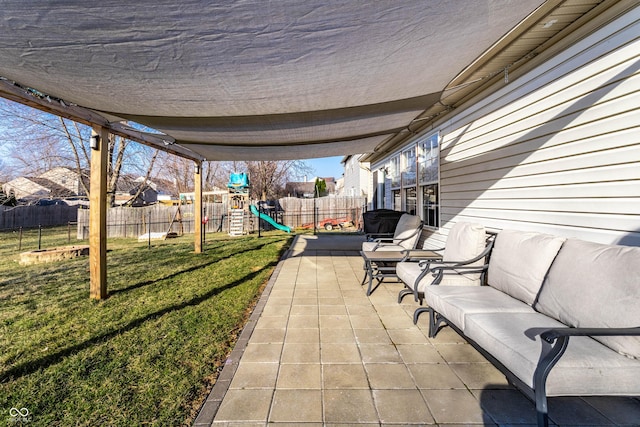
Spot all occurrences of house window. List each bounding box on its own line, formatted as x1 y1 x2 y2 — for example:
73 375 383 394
404 187 417 215
392 189 401 211
418 133 440 228
389 155 401 189
422 184 439 228
402 146 416 187
380 132 439 222
418 133 439 184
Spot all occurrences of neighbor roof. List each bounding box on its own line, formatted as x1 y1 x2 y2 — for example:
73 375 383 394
0 1 571 161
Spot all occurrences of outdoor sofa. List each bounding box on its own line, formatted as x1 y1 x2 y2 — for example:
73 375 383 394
418 228 640 427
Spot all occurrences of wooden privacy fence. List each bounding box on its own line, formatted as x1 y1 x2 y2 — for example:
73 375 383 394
76 196 368 238
278 196 366 229
76 203 227 239
0 205 78 230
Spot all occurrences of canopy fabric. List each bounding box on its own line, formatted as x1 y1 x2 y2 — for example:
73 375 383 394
0 1 545 161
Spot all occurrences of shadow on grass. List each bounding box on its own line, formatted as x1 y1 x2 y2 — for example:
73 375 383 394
109 240 276 296
1 261 278 382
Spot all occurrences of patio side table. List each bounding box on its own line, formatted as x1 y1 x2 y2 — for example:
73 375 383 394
360 250 442 296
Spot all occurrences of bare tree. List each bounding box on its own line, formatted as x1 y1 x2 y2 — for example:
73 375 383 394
106 134 129 206
153 156 228 201
0 99 162 205
127 148 159 206
156 155 194 195
0 157 8 184
203 161 223 191
200 160 241 191
159 159 311 201
240 160 311 200
58 116 90 195
0 100 73 176
1 99 314 204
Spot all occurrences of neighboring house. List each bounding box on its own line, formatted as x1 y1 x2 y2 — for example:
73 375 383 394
3 176 76 201
3 167 177 207
129 185 158 207
340 155 371 204
363 7 640 246
2 166 88 202
334 176 344 196
39 166 88 196
113 175 158 206
112 175 180 206
143 177 179 202
285 177 336 198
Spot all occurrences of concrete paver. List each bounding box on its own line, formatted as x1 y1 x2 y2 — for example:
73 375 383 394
195 234 640 426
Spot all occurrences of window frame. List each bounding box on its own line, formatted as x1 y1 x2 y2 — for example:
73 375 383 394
417 132 440 228
389 155 401 189
401 145 417 187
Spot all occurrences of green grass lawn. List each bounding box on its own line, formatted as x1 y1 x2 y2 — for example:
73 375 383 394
0 227 292 426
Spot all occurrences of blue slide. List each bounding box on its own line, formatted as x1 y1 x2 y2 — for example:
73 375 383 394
249 205 291 233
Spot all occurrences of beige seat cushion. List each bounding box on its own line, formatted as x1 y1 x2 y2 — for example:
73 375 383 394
465 312 640 396
396 261 424 289
424 286 535 331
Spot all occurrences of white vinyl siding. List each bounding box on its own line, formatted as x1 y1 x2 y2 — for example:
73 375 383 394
426 8 640 246
342 155 370 200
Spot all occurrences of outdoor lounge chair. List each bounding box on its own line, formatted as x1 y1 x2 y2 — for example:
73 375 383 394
361 213 423 252
361 209 406 238
359 213 424 294
396 222 495 321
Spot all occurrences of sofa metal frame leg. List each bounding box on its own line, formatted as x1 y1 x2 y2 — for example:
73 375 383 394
398 288 413 303
413 307 429 325
533 334 570 427
426 308 449 338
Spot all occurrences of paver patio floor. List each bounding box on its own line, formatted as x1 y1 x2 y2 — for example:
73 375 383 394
195 234 640 426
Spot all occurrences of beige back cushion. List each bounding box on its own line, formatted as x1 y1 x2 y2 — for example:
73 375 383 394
393 214 422 249
488 230 565 306
536 239 640 359
442 222 486 262
439 222 487 285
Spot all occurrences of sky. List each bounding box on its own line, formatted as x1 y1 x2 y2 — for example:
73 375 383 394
305 156 344 181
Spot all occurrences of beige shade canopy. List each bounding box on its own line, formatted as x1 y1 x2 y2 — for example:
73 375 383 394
0 0 545 161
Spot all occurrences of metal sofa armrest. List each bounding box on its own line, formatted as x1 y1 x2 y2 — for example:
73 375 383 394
415 238 493 276
541 326 640 343
373 237 395 243
429 263 489 274
533 326 640 427
365 232 394 241
427 263 490 287
394 221 424 245
400 248 444 262
426 234 495 274
418 259 459 269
